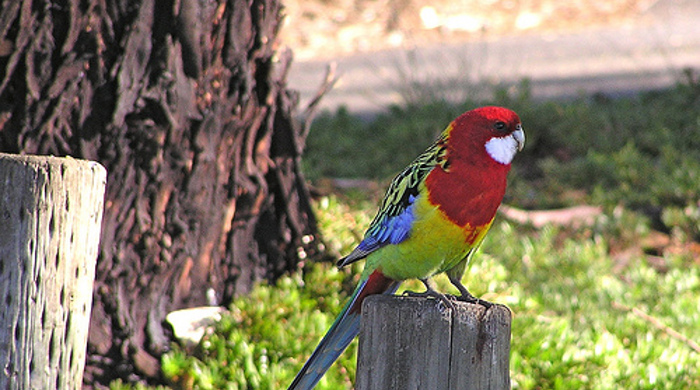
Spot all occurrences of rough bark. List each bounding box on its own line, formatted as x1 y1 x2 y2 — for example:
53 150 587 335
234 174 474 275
0 0 321 386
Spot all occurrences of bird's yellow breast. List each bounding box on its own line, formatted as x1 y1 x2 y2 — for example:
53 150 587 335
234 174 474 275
362 187 492 281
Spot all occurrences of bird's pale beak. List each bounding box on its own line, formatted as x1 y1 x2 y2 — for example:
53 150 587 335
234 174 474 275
512 127 525 151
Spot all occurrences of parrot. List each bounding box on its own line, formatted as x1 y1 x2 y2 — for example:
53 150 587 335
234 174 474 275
288 106 525 390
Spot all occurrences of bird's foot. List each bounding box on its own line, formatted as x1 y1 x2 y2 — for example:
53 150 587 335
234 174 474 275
407 290 455 312
403 280 455 311
452 293 493 309
448 276 493 309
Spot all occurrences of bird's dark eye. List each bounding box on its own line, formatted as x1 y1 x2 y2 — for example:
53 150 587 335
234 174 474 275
493 121 507 132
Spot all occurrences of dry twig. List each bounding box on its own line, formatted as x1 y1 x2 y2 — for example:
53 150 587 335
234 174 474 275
612 301 700 354
300 62 339 150
500 205 603 228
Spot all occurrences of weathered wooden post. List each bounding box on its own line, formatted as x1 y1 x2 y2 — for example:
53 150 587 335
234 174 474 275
356 295 511 390
0 154 107 389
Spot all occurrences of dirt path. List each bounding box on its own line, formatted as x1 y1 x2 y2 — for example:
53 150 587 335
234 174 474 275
281 0 657 61
283 0 700 114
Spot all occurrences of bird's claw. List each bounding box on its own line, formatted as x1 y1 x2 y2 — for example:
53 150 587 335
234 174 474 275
453 293 493 309
448 276 493 309
403 289 455 312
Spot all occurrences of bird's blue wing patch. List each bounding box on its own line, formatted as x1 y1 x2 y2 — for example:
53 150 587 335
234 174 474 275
338 195 416 266
337 133 446 268
365 196 415 246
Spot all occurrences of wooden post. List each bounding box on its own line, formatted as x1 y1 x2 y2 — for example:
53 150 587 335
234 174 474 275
356 295 512 390
0 154 107 389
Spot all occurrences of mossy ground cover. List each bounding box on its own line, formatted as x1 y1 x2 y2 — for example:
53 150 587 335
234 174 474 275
113 77 700 389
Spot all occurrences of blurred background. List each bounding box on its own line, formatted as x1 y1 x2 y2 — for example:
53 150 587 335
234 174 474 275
285 0 700 113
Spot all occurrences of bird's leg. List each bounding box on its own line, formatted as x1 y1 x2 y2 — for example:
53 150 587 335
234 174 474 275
404 279 455 311
402 278 440 299
448 274 492 309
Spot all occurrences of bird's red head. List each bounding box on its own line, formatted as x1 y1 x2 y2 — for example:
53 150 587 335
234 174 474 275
447 106 525 167
426 106 525 227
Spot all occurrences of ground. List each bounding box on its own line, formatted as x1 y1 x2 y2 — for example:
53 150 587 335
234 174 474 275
280 0 656 60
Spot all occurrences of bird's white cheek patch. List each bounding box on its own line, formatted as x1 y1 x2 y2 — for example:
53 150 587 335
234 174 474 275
485 136 518 165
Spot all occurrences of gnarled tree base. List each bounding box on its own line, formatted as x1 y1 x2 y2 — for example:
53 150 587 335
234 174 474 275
0 0 323 386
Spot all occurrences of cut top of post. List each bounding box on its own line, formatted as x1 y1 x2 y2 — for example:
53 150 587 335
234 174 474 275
356 295 512 390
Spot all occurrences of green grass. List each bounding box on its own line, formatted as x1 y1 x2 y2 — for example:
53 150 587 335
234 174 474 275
145 198 700 390
114 77 700 389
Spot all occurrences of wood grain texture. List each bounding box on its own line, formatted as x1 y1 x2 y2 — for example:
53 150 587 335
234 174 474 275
357 295 512 390
0 154 106 390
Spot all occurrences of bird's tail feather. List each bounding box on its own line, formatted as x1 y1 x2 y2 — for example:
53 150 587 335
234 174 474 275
288 271 400 390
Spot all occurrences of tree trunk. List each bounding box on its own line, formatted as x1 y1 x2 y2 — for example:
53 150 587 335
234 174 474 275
0 0 321 386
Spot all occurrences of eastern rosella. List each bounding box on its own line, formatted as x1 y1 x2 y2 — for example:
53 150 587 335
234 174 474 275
289 106 525 390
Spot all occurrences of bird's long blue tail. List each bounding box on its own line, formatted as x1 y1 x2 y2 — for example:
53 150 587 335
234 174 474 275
288 271 400 390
